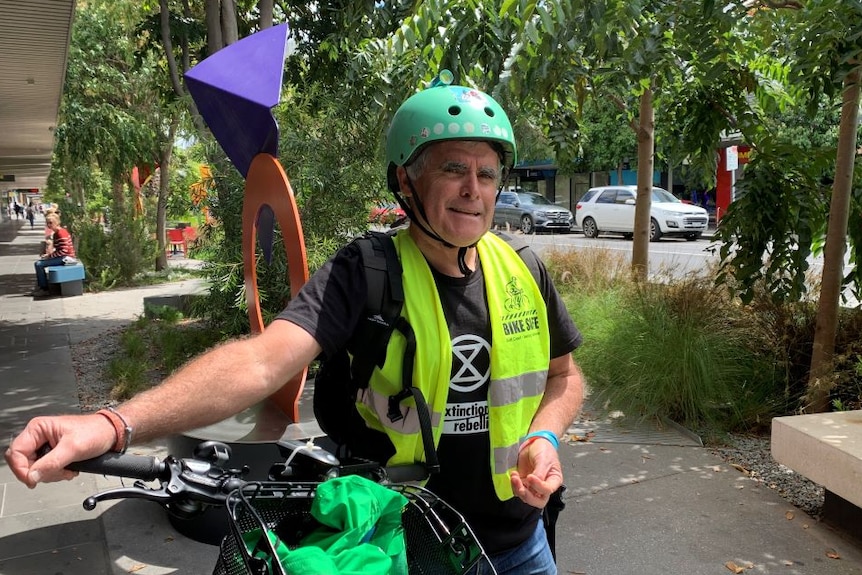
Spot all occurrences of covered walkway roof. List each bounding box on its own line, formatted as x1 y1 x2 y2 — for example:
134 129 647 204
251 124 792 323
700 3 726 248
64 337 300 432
0 0 76 195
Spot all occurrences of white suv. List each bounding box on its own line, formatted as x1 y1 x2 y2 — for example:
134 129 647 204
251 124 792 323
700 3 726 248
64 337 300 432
575 185 709 241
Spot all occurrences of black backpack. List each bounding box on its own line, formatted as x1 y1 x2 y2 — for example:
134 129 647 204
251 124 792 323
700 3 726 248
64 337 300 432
312 230 437 470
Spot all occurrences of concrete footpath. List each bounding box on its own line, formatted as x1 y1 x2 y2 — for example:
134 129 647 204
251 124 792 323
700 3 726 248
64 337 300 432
1 212 861 574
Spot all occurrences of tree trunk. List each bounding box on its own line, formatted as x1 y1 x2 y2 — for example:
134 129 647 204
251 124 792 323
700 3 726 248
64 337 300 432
111 180 125 212
73 183 85 210
160 0 184 99
631 88 655 281
805 68 861 413
160 0 206 135
180 0 192 71
667 160 674 196
155 118 179 272
259 0 274 29
206 0 223 54
221 0 239 46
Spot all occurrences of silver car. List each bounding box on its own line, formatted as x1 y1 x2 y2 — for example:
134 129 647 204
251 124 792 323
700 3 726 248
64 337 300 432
575 185 709 241
493 191 574 234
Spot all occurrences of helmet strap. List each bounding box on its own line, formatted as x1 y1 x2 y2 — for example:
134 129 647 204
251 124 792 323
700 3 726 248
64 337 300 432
398 175 454 249
457 246 473 277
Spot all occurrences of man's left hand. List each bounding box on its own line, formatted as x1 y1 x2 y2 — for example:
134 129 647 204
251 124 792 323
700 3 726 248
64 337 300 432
510 438 563 508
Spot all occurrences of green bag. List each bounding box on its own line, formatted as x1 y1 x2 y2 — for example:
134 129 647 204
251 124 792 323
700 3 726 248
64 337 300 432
243 476 408 574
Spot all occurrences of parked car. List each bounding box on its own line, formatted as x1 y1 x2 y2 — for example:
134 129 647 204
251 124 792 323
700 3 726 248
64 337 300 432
493 190 574 234
575 185 709 241
368 202 406 226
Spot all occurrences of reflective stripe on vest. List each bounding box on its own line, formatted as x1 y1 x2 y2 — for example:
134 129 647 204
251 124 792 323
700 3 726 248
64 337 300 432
354 231 550 500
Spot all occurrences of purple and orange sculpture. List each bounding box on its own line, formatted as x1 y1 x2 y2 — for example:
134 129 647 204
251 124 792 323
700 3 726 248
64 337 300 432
185 24 308 423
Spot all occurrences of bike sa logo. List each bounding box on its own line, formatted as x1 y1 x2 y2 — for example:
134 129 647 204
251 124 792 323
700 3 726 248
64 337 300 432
501 276 540 340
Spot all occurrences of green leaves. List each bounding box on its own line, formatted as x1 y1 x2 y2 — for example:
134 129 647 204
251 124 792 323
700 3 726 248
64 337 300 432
715 140 834 304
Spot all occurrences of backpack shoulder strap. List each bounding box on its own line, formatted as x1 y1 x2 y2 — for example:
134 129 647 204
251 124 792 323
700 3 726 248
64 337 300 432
347 231 404 386
489 229 542 282
349 231 440 474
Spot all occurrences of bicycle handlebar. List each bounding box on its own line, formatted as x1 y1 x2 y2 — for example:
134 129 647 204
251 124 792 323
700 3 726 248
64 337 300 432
50 440 495 575
57 438 429 515
67 451 167 481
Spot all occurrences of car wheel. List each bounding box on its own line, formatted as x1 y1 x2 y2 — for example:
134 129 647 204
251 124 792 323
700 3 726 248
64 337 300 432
520 214 535 234
685 232 701 241
649 218 662 242
581 217 599 238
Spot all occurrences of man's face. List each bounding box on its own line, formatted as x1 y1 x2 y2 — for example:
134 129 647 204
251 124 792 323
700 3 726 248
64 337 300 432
399 140 501 248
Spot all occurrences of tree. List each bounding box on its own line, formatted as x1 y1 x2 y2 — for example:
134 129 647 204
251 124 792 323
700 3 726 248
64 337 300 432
50 1 163 285
807 69 861 412
53 4 159 207
790 1 862 412
149 0 207 269
60 0 861 368
707 0 862 412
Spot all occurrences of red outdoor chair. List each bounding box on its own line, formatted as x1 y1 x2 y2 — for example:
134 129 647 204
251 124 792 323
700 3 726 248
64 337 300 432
166 228 187 255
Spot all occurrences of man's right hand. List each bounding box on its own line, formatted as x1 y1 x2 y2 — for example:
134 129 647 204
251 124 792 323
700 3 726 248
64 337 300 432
4 413 116 488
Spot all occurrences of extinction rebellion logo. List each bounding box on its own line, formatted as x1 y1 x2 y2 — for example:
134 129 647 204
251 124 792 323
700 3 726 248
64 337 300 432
443 334 491 435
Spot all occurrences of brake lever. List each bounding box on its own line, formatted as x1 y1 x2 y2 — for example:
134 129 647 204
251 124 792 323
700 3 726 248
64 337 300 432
83 480 175 510
80 455 247 513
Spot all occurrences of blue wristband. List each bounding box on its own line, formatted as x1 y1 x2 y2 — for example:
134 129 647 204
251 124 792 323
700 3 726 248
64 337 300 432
522 430 559 450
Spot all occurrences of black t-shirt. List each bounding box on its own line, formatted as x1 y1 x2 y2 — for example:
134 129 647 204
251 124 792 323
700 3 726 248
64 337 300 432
278 232 582 554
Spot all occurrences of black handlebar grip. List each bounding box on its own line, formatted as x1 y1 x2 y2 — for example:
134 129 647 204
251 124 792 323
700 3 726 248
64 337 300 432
67 452 165 481
383 464 429 483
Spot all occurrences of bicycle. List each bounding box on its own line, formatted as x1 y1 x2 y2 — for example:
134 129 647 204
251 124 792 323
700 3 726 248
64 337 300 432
56 438 497 575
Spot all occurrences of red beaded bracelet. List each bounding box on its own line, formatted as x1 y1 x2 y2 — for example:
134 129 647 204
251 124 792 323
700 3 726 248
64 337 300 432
96 407 133 454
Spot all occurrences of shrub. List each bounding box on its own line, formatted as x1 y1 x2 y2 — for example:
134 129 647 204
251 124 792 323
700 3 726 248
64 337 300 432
109 308 224 401
581 277 786 432
546 248 792 434
66 202 158 290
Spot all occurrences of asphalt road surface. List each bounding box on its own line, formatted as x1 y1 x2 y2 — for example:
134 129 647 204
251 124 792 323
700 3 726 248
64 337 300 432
512 228 859 306
512 229 719 279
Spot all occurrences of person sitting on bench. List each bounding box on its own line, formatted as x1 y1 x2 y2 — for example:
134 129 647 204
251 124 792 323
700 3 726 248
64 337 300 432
32 213 76 298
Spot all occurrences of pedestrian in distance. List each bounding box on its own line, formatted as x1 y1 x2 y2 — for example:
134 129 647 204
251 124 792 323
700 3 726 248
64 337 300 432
31 213 76 298
25 203 35 229
5 72 585 574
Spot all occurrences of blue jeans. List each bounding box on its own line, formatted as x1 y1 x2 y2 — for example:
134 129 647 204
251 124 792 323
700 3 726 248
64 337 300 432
34 257 64 289
469 519 556 575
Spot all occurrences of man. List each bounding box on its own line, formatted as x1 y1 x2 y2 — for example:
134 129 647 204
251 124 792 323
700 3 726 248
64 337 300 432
6 75 584 574
31 213 76 297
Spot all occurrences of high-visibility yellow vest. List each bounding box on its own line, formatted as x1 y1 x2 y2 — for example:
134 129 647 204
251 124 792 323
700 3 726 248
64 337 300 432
355 231 550 500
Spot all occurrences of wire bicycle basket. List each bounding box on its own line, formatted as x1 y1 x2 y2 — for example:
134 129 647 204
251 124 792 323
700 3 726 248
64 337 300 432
212 481 496 575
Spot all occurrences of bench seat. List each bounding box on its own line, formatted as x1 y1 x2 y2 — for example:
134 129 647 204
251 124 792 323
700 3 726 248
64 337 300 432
772 411 862 511
45 262 85 296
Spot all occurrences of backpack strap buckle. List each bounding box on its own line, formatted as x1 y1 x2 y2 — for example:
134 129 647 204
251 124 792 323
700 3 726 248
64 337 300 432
387 389 412 423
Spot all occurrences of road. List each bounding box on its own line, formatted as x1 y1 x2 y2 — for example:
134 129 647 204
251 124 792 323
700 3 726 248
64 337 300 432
511 229 860 307
512 230 720 279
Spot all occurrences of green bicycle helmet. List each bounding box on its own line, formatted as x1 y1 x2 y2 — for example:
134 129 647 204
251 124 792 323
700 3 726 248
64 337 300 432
385 70 517 192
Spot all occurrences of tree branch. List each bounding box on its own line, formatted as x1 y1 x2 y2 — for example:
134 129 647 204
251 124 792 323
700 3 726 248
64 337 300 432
757 0 803 9
608 94 639 133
